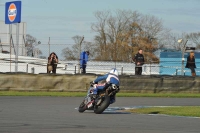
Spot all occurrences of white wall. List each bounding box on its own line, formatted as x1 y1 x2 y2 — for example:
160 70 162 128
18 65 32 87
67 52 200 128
0 20 27 56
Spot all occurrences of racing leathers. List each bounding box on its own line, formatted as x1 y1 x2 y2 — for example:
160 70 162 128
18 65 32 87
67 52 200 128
88 73 120 104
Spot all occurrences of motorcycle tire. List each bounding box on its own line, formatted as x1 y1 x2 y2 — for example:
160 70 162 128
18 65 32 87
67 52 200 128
78 101 87 113
94 95 110 114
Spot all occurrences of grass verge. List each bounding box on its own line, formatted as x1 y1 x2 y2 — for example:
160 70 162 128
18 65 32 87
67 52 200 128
127 106 200 117
1 91 200 97
0 91 86 97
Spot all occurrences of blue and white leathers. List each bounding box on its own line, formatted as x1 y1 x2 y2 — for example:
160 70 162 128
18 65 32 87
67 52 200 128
92 72 120 94
86 69 119 104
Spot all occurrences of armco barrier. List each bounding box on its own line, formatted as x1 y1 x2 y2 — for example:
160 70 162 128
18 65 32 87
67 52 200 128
0 73 199 93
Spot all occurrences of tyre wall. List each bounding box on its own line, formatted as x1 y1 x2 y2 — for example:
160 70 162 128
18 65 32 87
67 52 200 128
0 73 199 93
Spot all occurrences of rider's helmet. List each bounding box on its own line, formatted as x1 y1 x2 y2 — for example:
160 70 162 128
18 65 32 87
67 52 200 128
109 68 118 76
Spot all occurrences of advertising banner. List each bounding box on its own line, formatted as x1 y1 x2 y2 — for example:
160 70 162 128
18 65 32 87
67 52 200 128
5 1 21 24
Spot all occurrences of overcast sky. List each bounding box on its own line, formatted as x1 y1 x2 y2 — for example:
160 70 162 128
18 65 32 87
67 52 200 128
0 0 200 58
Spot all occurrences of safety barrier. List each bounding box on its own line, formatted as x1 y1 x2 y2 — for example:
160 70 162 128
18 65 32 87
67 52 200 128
0 73 199 93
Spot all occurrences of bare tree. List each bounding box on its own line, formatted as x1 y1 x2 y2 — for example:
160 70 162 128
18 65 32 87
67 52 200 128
92 11 110 60
139 15 163 38
156 28 172 49
186 32 200 49
61 47 76 60
61 35 82 60
91 10 141 61
61 35 96 60
25 34 42 57
167 33 189 51
91 10 164 62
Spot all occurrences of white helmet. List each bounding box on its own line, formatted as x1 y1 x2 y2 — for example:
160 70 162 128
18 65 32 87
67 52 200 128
109 68 118 76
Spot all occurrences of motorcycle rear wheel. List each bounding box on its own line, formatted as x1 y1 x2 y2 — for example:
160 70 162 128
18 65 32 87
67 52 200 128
94 95 110 114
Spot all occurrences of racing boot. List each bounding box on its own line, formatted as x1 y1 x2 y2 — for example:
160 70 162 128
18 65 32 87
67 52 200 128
110 98 115 104
110 95 116 104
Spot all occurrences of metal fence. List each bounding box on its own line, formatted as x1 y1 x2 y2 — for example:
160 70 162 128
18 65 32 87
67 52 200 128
0 53 200 76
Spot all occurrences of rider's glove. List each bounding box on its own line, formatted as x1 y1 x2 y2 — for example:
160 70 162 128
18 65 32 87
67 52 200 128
116 87 120 93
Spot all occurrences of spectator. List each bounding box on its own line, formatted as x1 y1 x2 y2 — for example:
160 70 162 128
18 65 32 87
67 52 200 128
47 52 58 74
133 49 144 75
185 51 196 76
80 51 89 74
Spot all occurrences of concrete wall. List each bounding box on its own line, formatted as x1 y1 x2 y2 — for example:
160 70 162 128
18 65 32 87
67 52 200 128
120 75 200 93
0 21 27 56
0 73 199 93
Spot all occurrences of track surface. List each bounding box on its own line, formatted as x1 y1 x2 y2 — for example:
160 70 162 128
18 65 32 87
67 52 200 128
0 96 200 133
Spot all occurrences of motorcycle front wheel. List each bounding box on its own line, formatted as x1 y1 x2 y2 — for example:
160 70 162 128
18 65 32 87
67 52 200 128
78 101 87 113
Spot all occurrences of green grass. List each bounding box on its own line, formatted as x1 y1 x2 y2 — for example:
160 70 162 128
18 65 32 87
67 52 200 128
1 91 200 97
117 93 200 98
128 106 200 117
0 91 86 97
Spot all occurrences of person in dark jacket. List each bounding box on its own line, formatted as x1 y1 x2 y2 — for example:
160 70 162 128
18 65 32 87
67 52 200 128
133 49 145 75
185 51 196 76
47 52 58 74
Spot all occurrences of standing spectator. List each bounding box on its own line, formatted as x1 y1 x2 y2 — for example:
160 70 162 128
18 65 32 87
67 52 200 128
185 51 196 76
47 52 58 74
80 51 89 74
133 49 145 75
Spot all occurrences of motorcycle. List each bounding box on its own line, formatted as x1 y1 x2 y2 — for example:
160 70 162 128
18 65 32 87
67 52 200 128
78 83 120 114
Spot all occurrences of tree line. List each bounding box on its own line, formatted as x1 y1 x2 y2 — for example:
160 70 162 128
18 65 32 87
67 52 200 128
26 10 200 63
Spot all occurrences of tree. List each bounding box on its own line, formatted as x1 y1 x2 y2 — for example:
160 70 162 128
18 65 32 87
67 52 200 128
164 33 189 51
61 35 96 60
25 34 42 57
91 10 164 62
62 47 76 60
186 32 200 49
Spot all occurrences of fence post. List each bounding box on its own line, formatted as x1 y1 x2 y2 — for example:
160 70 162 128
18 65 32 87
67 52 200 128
31 67 34 74
121 66 123 75
26 63 28 73
74 65 76 74
65 64 67 70
150 60 152 75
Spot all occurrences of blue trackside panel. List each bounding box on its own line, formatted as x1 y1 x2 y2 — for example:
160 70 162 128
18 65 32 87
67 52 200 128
159 52 200 76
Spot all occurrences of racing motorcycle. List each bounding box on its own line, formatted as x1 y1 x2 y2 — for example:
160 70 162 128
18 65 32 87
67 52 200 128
78 83 120 114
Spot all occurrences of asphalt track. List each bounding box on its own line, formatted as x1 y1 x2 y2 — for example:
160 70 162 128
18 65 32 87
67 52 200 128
0 96 200 133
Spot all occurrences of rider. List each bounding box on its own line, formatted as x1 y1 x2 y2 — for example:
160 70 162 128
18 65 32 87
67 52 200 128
88 68 120 104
